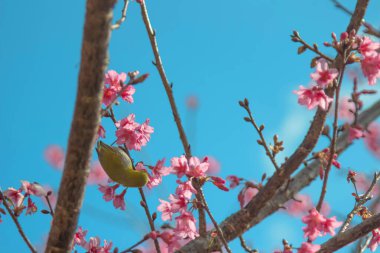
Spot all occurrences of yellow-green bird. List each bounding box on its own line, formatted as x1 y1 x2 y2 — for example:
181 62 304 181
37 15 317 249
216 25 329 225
96 141 149 187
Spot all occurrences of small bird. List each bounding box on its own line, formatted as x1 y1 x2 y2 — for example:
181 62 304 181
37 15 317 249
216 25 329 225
96 141 149 187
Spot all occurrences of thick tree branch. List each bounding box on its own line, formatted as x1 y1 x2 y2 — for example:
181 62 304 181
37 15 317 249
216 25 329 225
317 213 380 253
179 95 380 252
45 0 116 252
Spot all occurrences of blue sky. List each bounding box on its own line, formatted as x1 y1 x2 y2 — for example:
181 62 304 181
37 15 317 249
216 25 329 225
1 0 380 252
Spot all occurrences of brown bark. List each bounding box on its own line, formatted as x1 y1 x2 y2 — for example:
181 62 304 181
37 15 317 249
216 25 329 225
44 0 116 252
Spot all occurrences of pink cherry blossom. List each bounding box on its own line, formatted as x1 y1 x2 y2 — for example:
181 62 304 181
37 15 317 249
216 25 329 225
169 194 188 213
102 240 113 253
338 97 355 122
310 59 339 87
226 175 241 189
120 85 136 104
187 157 209 178
210 176 229 191
321 216 342 237
115 114 154 151
98 184 119 202
238 186 258 208
171 156 189 178
152 159 171 177
105 70 127 87
204 156 220 175
4 187 24 207
294 85 333 111
369 229 380 252
97 125 106 139
297 242 320 253
284 194 313 216
88 162 109 185
176 180 197 199
159 230 183 253
74 227 88 247
302 208 326 241
361 52 380 85
85 237 102 253
348 125 365 142
158 199 173 221
21 181 47 196
359 37 380 56
44 145 65 170
25 197 37 215
113 189 127 210
364 123 380 158
186 95 199 110
102 86 118 106
174 211 199 239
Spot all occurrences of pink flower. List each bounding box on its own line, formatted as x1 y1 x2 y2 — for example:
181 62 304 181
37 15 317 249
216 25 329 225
74 227 88 247
310 59 339 87
21 181 47 196
297 242 320 253
321 216 342 237
284 194 313 216
102 240 113 253
210 176 229 191
361 52 380 85
120 85 136 104
102 86 118 106
158 199 173 221
238 186 258 208
115 114 154 151
44 145 65 170
4 187 24 207
364 123 380 158
369 229 380 252
152 159 171 177
359 37 380 56
113 189 127 210
171 156 189 178
338 97 355 122
205 156 220 175
88 162 109 185
169 194 188 213
226 175 241 189
105 70 127 87
302 208 326 241
187 157 209 178
97 125 106 139
294 85 333 111
98 184 119 202
159 230 183 253
186 95 199 110
85 237 102 253
176 180 197 199
348 125 365 142
25 197 37 215
174 212 199 239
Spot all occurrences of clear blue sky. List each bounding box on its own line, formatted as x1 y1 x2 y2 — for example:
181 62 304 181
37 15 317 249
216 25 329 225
1 0 380 252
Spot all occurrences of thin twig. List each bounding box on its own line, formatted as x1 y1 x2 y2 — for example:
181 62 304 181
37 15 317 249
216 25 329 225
137 0 210 237
291 32 334 62
0 191 37 253
358 235 372 253
340 172 380 233
241 100 280 171
45 195 55 217
120 235 150 253
316 64 346 211
111 0 129 30
239 236 256 253
199 193 232 253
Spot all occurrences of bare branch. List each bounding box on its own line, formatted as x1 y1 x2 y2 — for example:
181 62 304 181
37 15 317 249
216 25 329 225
0 191 37 253
45 0 116 252
111 0 129 30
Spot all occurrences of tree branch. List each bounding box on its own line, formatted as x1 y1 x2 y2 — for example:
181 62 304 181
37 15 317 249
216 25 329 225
317 213 380 253
44 0 116 252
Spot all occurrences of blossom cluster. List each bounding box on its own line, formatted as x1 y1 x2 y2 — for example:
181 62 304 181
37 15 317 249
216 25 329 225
73 227 114 253
302 208 342 241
